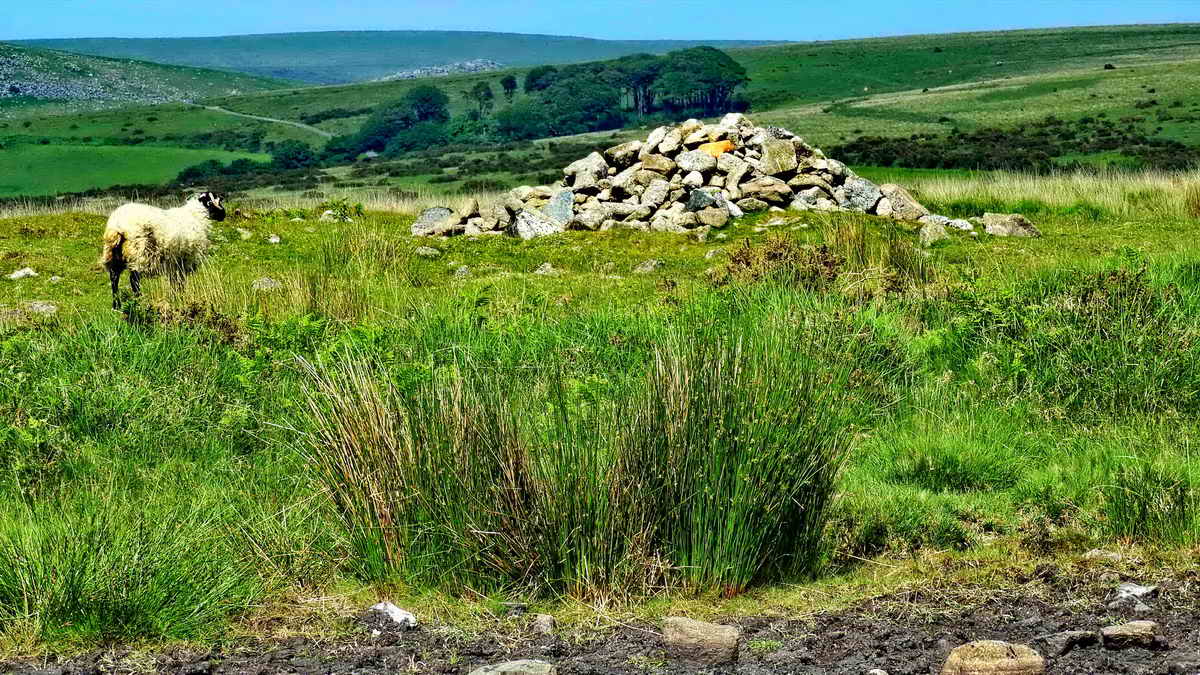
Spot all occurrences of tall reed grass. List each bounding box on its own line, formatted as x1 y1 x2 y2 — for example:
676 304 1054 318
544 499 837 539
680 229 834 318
296 317 863 599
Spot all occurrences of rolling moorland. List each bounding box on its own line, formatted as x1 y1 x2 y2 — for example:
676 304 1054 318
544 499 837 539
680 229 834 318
4 24 1200 200
19 31 781 84
4 22 1200 674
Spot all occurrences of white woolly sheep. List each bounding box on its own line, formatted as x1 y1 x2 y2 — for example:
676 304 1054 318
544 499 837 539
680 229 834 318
100 192 226 309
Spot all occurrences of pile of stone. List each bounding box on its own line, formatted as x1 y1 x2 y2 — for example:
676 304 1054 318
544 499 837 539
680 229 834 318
412 114 1034 243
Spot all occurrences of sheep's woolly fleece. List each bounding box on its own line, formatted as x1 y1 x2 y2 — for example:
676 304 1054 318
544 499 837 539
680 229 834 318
100 196 219 276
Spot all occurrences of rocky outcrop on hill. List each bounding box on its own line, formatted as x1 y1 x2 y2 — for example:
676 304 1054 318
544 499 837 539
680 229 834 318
375 59 504 82
413 114 1036 243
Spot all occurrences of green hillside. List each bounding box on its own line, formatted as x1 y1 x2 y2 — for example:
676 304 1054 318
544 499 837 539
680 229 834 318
7 24 1200 198
19 31 780 84
0 42 291 117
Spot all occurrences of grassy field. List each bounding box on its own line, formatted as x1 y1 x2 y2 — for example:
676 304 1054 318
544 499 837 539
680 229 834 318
0 144 268 197
2 169 1200 652
19 31 779 84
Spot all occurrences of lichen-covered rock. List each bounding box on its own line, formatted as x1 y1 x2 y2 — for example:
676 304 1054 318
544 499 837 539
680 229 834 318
641 154 677 174
843 175 884 212
513 210 565 240
642 179 671 208
741 176 793 204
412 207 457 237
542 189 575 225
737 198 770 212
981 213 1041 238
941 640 1045 675
880 183 931 221
658 128 684 155
758 138 799 175
921 220 950 247
564 152 609 190
696 207 730 228
639 126 670 159
676 150 717 174
469 660 556 675
603 141 643 168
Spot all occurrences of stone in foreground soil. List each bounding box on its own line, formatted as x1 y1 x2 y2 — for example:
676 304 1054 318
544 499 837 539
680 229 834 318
941 640 1045 674
662 616 740 665
1102 620 1159 650
469 660 556 675
1032 630 1099 656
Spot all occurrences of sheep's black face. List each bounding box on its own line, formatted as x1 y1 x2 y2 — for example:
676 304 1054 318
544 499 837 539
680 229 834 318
198 192 227 222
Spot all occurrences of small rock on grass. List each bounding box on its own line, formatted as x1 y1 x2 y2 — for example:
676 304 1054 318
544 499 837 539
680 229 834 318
534 262 558 276
531 613 556 635
7 267 36 280
251 278 283 292
267 234 282 244
662 616 740 666
414 246 442 259
941 640 1045 674
469 660 556 675
1101 620 1159 650
633 259 663 274
1083 549 1123 562
49 276 64 284
453 266 471 279
24 301 58 316
369 602 417 629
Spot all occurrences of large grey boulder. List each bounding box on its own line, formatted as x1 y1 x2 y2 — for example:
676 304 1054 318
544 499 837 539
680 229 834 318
658 127 684 155
718 153 751 198
513 210 565 240
880 183 931 221
542 189 575 225
641 179 671 208
639 126 671 159
662 617 740 666
412 207 457 237
842 176 884 212
676 150 717 174
758 138 799 175
564 152 609 191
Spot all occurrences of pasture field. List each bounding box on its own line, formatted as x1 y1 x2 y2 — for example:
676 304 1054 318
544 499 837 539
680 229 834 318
0 144 269 198
2 170 1200 657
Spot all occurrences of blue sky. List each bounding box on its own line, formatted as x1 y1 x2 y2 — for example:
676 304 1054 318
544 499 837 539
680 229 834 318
3 0 1197 41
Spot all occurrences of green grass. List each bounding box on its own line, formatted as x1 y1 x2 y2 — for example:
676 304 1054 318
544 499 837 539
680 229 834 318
4 171 1200 652
0 144 269 197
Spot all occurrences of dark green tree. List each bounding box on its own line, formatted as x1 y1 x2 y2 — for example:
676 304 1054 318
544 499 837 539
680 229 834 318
652 47 748 114
403 84 451 123
470 81 496 116
271 140 317 169
500 74 518 102
523 65 559 93
496 100 550 140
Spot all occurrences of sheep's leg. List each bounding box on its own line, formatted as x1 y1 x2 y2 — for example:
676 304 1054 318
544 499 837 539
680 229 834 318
107 264 124 310
130 271 142 297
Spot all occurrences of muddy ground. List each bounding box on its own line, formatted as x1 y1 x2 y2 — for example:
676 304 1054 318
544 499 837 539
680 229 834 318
7 565 1200 674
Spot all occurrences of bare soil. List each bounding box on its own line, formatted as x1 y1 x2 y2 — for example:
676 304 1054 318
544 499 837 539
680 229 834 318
7 565 1200 674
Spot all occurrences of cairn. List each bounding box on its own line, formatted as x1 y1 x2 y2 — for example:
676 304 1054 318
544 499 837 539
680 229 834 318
412 114 1016 241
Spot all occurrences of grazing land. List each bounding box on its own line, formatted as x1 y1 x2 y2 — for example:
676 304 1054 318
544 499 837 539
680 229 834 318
2 169 1200 673
0 144 268 197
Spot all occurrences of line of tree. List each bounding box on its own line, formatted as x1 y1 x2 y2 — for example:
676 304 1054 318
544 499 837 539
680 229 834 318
322 46 749 160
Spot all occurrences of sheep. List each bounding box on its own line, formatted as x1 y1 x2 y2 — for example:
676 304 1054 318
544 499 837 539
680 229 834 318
100 192 226 309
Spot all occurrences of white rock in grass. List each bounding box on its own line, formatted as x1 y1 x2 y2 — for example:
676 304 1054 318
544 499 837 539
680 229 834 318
49 276 64 284
267 234 282 244
24 301 57 316
236 228 253 240
370 602 417 628
7 267 36 280
251 277 283 292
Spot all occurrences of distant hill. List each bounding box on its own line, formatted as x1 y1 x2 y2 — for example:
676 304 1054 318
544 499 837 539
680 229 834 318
0 43 290 116
18 31 782 84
